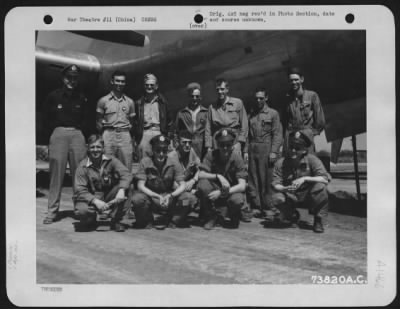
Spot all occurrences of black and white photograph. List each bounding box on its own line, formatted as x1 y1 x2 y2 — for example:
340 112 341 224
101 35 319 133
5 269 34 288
5 5 396 307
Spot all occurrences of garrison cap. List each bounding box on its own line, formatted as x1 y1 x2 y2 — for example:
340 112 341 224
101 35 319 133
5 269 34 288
144 73 158 83
288 129 313 148
62 64 80 76
186 82 201 93
215 128 236 143
287 66 303 77
150 134 170 148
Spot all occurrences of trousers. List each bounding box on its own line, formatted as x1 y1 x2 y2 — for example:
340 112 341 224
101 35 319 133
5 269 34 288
47 127 86 219
247 142 274 210
74 185 131 223
103 129 133 171
131 191 196 227
271 182 329 221
196 178 244 222
138 128 161 160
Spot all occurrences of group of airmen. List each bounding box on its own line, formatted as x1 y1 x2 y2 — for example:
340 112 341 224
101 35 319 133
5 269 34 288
42 64 330 233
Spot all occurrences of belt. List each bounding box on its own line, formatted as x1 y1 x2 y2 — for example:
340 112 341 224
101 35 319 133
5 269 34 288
143 124 160 130
57 126 80 130
105 127 130 132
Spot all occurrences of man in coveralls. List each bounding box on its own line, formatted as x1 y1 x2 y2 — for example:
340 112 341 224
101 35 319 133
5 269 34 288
131 134 195 229
42 64 88 224
246 87 282 219
197 128 248 230
96 70 135 171
271 129 330 233
134 74 171 160
174 82 208 159
73 134 133 232
281 67 325 155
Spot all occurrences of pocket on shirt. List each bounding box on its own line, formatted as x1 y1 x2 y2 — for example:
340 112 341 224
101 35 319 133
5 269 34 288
261 119 272 132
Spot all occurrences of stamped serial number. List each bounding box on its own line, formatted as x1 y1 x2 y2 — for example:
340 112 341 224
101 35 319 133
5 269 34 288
311 275 367 284
142 17 157 22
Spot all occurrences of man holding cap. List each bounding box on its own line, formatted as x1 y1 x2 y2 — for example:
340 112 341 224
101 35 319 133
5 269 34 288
281 67 325 155
271 129 330 233
134 73 171 160
131 134 195 229
96 70 135 171
174 82 208 159
73 134 133 232
197 128 247 230
42 64 89 224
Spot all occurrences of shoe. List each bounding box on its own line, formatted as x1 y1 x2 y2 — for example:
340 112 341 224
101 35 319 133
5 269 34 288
252 209 266 219
43 217 56 224
313 217 324 233
241 209 252 222
168 221 177 229
111 222 126 232
203 216 217 230
228 217 240 229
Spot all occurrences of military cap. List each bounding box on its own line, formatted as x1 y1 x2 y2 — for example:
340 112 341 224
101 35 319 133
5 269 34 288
215 128 236 143
287 66 303 77
62 64 81 76
150 134 170 148
186 82 201 94
288 129 313 148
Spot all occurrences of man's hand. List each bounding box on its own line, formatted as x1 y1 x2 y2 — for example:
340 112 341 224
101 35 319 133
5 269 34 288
208 190 221 201
243 152 249 163
93 199 109 212
269 153 277 164
291 177 308 190
114 188 126 203
160 194 171 209
185 179 196 191
216 174 230 189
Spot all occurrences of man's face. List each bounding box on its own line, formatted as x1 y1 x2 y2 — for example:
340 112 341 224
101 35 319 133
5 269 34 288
218 140 234 160
188 89 201 108
255 91 267 110
144 80 158 94
216 82 229 102
153 145 168 164
111 75 126 93
63 73 79 90
288 74 304 92
88 140 104 161
288 144 307 161
178 137 192 153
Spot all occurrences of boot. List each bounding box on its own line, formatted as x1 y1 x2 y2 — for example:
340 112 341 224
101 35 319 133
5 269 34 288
313 216 324 233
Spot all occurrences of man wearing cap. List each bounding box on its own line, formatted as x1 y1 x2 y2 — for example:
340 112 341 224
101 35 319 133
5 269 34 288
197 128 248 229
96 70 135 171
174 82 208 159
133 73 171 160
73 134 133 232
204 78 249 156
281 67 325 154
131 134 195 229
246 87 282 219
271 129 330 233
42 64 89 224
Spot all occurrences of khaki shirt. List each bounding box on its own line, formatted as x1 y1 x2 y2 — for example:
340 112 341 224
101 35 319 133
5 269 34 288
74 155 132 203
96 92 135 129
205 96 249 148
200 150 248 185
136 154 185 193
272 154 330 188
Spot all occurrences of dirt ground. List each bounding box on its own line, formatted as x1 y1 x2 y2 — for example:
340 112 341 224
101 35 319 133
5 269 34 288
36 181 367 284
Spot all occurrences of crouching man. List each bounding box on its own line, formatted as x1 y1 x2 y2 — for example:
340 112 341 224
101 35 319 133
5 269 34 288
73 134 133 232
271 129 330 233
131 134 196 229
197 128 247 230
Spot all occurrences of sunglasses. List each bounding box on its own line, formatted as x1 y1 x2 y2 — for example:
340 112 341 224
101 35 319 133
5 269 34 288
153 147 168 154
191 95 200 98
145 83 156 88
